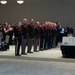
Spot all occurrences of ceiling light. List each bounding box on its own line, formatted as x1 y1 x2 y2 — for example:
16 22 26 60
0 0 7 4
17 0 24 4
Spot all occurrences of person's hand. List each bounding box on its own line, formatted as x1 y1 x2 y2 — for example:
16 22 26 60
9 28 13 31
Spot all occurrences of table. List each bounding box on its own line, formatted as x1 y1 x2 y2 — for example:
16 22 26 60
60 45 75 58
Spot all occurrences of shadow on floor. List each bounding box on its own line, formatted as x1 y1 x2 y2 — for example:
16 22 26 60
0 55 75 63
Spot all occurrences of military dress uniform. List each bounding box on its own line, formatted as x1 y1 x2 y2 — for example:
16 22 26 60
21 24 28 55
39 27 44 50
52 28 57 48
43 27 49 50
34 27 40 52
48 27 53 48
27 24 35 53
14 26 22 56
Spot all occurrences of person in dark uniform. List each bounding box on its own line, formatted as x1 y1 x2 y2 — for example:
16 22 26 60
39 23 45 51
34 22 40 52
14 22 22 56
43 22 49 50
27 19 35 53
48 23 54 48
13 23 18 52
52 23 57 48
21 18 28 55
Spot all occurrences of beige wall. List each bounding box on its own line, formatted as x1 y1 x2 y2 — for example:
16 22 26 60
0 0 75 33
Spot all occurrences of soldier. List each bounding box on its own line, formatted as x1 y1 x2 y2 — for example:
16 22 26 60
48 22 54 48
27 19 35 53
43 22 49 50
14 22 22 56
39 23 45 51
21 18 28 55
52 23 57 47
34 22 40 52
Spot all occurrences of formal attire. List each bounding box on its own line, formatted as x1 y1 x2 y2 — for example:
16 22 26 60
39 27 44 50
34 27 40 52
21 25 28 54
27 24 35 53
14 26 22 56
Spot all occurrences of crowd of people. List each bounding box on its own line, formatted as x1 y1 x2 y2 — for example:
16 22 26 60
0 18 74 56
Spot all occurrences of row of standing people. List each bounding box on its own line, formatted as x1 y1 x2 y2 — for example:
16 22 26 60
14 19 74 56
14 19 57 56
0 19 74 56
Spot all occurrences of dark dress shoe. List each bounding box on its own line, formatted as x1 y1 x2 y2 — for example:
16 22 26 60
39 48 44 51
15 54 21 56
28 51 33 53
43 48 48 50
34 50 39 52
21 53 27 55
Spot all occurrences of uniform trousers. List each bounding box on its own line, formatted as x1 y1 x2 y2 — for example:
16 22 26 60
28 38 33 52
21 39 27 54
34 38 39 51
44 37 48 49
15 38 21 55
39 37 44 50
50 36 54 48
53 37 57 48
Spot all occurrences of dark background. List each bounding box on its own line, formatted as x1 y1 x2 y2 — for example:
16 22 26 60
0 0 75 34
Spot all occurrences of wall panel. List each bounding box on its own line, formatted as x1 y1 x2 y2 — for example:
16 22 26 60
0 0 75 34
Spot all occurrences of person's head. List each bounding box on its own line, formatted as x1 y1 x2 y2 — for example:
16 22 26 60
8 24 11 28
22 18 28 25
5 22 8 27
35 21 40 27
64 26 67 29
50 23 54 28
15 23 18 27
30 19 34 25
69 25 72 28
18 21 22 27
2 23 8 28
56 21 60 26
53 23 56 28
44 22 48 28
